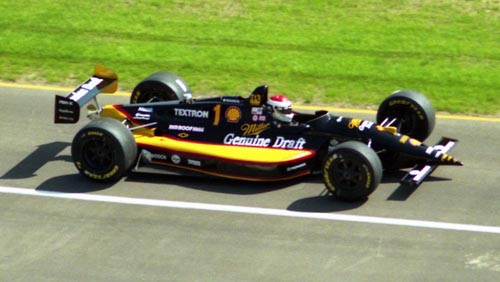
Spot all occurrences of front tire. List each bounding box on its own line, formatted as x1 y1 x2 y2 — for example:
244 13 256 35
323 141 382 201
376 90 435 141
71 118 137 182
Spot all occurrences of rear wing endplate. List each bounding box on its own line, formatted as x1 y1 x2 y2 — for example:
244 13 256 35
54 65 118 123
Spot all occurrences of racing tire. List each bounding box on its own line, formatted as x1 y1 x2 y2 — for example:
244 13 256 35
323 141 382 202
71 118 137 182
130 72 190 103
376 90 435 141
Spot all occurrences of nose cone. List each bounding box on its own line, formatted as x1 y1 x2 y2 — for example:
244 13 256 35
440 153 463 166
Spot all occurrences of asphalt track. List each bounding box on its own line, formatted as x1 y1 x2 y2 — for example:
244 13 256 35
1 84 500 282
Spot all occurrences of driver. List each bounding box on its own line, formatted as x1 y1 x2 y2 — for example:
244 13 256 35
267 94 295 123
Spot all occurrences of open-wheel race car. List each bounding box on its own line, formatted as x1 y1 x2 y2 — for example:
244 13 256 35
54 66 462 201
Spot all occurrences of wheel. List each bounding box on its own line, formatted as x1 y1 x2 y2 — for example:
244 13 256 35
323 141 383 201
376 90 435 141
130 72 191 103
71 118 137 182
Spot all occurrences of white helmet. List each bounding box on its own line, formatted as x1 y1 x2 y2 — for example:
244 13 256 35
267 95 294 123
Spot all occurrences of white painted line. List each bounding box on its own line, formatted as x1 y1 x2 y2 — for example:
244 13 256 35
2 185 500 234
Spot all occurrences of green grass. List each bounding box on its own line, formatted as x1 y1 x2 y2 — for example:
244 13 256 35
1 0 499 114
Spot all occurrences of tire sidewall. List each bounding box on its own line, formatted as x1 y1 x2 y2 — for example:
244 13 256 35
376 90 435 141
323 141 382 201
130 72 188 104
71 118 137 182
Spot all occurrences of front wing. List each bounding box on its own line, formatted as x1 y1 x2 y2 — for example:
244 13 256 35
400 137 460 187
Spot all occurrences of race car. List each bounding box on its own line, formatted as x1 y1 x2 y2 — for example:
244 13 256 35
54 65 462 201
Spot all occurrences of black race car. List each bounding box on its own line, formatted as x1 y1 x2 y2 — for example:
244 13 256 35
54 66 462 201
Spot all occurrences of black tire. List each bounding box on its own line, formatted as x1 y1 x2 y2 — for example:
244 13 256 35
130 72 190 103
323 141 383 201
71 118 137 182
376 90 435 141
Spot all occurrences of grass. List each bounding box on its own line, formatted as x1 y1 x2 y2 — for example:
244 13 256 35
1 0 499 114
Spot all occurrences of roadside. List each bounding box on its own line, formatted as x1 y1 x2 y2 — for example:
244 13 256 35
1 81 499 122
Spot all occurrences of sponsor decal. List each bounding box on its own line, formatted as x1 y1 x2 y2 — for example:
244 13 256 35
69 77 103 102
87 131 104 136
399 135 421 146
134 113 151 121
84 164 119 180
241 123 270 136
171 154 181 164
251 107 266 122
399 135 410 144
348 118 373 131
388 99 425 120
151 153 167 160
223 98 241 103
58 99 74 106
174 108 209 118
223 134 306 149
323 155 335 191
138 107 153 113
286 162 307 172
348 118 362 129
142 150 168 163
168 124 205 133
364 165 372 189
188 159 201 166
425 143 451 158
58 109 74 114
224 133 271 147
359 120 374 131
251 107 264 115
251 115 266 122
249 94 262 106
408 166 432 183
273 136 306 149
409 138 422 146
225 106 242 123
177 133 189 138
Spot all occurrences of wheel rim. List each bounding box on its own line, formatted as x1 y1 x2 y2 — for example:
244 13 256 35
140 91 163 103
330 154 366 191
81 136 115 172
136 86 175 103
385 106 419 136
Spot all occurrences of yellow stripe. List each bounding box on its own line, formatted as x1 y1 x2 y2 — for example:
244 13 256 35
136 135 315 164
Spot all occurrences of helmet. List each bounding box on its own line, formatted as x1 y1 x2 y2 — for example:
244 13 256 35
267 95 294 123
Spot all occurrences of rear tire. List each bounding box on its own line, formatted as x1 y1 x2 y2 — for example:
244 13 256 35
376 90 435 141
71 118 137 182
130 72 190 103
323 141 382 201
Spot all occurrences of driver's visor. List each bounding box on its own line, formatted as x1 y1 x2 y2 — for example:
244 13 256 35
275 106 292 115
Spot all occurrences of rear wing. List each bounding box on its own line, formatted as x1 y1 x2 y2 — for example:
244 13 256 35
54 65 118 123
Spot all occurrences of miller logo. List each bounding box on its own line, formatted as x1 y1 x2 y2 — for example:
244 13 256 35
225 106 242 123
249 94 261 106
241 123 270 136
